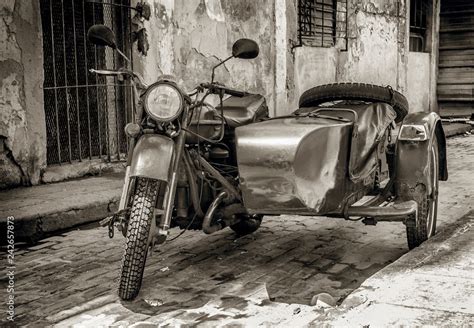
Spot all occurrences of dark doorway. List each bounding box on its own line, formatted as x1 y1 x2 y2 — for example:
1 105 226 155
40 0 133 165
438 0 474 118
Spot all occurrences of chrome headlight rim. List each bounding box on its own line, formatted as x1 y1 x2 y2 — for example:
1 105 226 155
143 81 184 122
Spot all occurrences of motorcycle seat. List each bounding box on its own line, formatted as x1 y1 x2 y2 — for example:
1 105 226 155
217 94 268 128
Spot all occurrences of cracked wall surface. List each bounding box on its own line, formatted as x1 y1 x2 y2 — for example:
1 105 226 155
133 0 276 115
0 1 45 189
338 0 408 91
0 0 438 189
289 0 434 111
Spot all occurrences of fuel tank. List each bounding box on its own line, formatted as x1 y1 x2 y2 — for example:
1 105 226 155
235 116 354 215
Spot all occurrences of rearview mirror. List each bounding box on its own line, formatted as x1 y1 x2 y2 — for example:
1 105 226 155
232 39 259 59
87 24 116 48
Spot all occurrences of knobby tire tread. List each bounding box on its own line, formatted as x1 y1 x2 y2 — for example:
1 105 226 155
118 178 159 300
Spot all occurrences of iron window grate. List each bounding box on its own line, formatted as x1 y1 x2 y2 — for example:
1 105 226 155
40 0 133 165
409 0 429 52
298 0 347 48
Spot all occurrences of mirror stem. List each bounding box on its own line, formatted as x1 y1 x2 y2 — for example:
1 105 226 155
211 55 233 84
86 1 140 13
116 48 131 64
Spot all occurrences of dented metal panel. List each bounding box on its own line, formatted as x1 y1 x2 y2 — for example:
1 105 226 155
395 111 448 200
236 103 398 215
235 116 353 215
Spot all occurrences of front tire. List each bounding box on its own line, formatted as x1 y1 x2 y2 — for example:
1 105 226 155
406 140 439 249
118 177 159 300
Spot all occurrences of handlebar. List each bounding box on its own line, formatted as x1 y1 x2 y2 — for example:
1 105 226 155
90 70 248 100
200 83 250 98
89 68 148 88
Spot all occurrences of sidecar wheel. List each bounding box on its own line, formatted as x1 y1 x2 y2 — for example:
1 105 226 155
230 215 263 235
406 140 439 249
118 178 159 301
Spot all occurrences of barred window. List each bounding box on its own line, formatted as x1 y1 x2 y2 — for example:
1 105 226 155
409 0 429 52
297 0 347 48
40 0 133 164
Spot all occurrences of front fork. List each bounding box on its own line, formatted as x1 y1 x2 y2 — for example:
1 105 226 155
118 114 189 245
157 127 187 234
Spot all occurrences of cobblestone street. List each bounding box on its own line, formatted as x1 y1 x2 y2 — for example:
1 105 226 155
3 135 474 326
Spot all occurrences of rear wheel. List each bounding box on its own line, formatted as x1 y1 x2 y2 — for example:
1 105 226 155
118 177 159 300
230 214 263 235
406 140 439 249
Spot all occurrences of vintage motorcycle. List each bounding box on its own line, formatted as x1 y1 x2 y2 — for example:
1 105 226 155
88 24 447 301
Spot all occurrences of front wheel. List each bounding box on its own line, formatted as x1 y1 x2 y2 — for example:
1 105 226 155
118 177 159 300
406 140 439 249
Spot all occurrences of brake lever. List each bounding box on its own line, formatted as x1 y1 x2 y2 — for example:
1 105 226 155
89 68 123 76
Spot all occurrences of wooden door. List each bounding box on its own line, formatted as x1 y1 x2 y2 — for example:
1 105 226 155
438 0 474 117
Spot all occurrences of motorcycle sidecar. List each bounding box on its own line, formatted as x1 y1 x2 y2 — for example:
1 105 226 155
235 83 448 249
235 102 396 216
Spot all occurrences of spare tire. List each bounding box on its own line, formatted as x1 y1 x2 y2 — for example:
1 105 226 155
298 83 408 123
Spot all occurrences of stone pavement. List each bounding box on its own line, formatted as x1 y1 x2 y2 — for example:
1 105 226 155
0 173 123 242
1 135 473 327
311 211 474 327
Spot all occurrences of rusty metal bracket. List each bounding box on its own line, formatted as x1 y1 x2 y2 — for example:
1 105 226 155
99 207 131 239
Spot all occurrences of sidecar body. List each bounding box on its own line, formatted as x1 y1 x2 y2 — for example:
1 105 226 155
235 102 447 219
235 103 395 215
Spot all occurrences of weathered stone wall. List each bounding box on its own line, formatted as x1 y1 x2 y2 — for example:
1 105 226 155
338 0 408 91
0 1 45 189
407 52 431 112
291 0 409 102
0 0 441 190
132 0 276 114
289 0 437 114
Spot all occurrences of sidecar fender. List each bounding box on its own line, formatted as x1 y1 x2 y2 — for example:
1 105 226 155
129 134 174 182
395 112 448 199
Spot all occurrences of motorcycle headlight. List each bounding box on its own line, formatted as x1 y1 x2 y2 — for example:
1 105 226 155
144 82 183 122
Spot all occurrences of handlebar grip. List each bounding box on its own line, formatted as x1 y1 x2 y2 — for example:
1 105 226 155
200 83 249 97
223 88 248 97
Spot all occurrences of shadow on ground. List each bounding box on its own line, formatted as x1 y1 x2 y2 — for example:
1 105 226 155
12 216 409 325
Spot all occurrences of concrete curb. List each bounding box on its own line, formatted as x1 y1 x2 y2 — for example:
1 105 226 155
443 122 472 137
309 210 474 326
0 174 123 244
7 197 119 243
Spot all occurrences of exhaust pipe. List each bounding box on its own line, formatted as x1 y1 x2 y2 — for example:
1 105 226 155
203 191 227 234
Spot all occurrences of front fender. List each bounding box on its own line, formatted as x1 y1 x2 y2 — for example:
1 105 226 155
129 134 174 181
395 112 448 199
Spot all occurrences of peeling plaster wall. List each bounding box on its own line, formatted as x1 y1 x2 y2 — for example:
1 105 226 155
338 0 408 91
0 1 45 189
407 52 431 112
275 0 288 115
294 47 337 102
285 0 297 112
133 0 276 115
289 0 427 112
